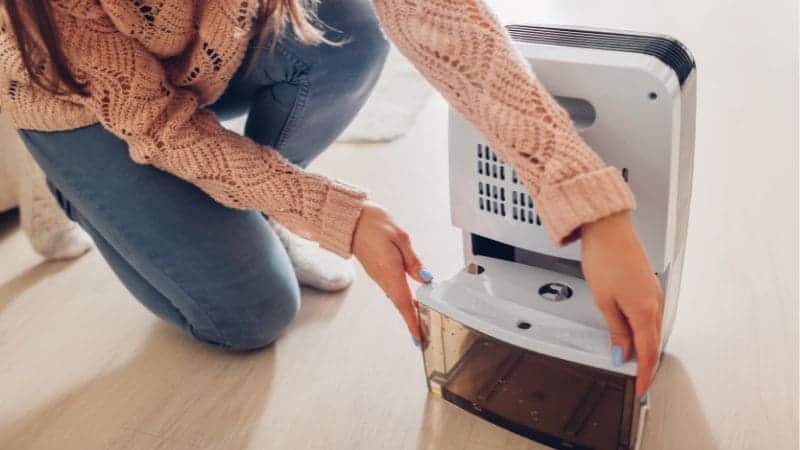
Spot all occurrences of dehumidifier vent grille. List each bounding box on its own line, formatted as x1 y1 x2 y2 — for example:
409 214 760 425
477 144 507 181
476 145 542 227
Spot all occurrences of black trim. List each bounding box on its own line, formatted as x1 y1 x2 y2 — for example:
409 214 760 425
471 233 515 261
506 24 696 85
471 233 585 279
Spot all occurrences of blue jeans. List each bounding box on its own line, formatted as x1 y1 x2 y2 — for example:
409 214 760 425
17 0 389 351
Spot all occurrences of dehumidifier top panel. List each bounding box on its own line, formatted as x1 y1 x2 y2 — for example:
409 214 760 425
506 24 696 85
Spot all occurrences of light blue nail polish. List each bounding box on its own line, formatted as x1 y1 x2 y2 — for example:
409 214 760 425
612 345 623 367
412 336 421 348
640 392 649 404
419 268 433 283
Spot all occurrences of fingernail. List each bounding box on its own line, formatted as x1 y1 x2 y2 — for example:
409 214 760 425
612 345 623 367
640 391 649 404
418 268 433 283
412 336 421 348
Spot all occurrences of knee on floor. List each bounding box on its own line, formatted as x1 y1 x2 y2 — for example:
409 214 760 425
192 277 302 352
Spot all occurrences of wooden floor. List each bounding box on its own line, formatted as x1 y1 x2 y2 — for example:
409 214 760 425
0 1 797 449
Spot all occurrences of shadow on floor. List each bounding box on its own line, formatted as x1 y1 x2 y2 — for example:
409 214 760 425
291 285 347 330
0 325 277 450
641 354 718 450
0 273 353 450
415 354 718 450
0 208 20 243
0 207 81 312
0 258 79 312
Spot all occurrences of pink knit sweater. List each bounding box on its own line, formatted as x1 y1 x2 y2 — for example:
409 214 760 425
0 0 635 257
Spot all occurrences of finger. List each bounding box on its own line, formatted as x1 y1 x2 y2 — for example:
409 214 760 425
392 230 428 284
597 300 634 365
379 248 422 341
386 278 422 341
628 300 662 397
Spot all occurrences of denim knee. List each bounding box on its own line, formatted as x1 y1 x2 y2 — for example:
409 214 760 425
192 273 302 352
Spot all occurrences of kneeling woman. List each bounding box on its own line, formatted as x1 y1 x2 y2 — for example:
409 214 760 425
0 0 662 397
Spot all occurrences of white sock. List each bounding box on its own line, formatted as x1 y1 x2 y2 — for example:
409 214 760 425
33 224 92 260
271 221 355 292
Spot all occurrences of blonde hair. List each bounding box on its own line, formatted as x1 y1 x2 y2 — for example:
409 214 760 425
244 0 338 75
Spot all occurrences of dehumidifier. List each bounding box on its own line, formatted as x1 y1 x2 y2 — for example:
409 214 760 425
416 25 696 450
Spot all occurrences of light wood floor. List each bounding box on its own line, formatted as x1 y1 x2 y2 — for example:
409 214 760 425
0 1 797 449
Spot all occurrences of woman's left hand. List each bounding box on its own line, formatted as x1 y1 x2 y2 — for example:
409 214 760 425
352 201 429 342
581 211 664 397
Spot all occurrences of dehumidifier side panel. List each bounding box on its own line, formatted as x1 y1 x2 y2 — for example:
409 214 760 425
661 70 697 347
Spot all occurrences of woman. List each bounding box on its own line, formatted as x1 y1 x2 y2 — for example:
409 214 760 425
0 0 662 397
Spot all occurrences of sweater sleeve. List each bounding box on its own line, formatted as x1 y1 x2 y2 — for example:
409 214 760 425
54 12 366 257
373 0 636 245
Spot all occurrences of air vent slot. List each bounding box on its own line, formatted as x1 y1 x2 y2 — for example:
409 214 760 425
509 189 542 227
476 144 543 226
479 181 506 217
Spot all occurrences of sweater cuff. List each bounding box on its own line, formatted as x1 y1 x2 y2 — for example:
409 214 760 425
316 181 368 257
536 166 636 246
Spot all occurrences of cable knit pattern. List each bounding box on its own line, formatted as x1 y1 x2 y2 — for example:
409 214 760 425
0 1 367 257
0 0 635 253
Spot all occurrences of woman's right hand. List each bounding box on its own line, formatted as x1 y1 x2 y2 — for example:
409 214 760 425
352 201 429 342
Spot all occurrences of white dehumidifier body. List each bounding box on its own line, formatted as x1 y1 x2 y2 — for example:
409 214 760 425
416 25 696 450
